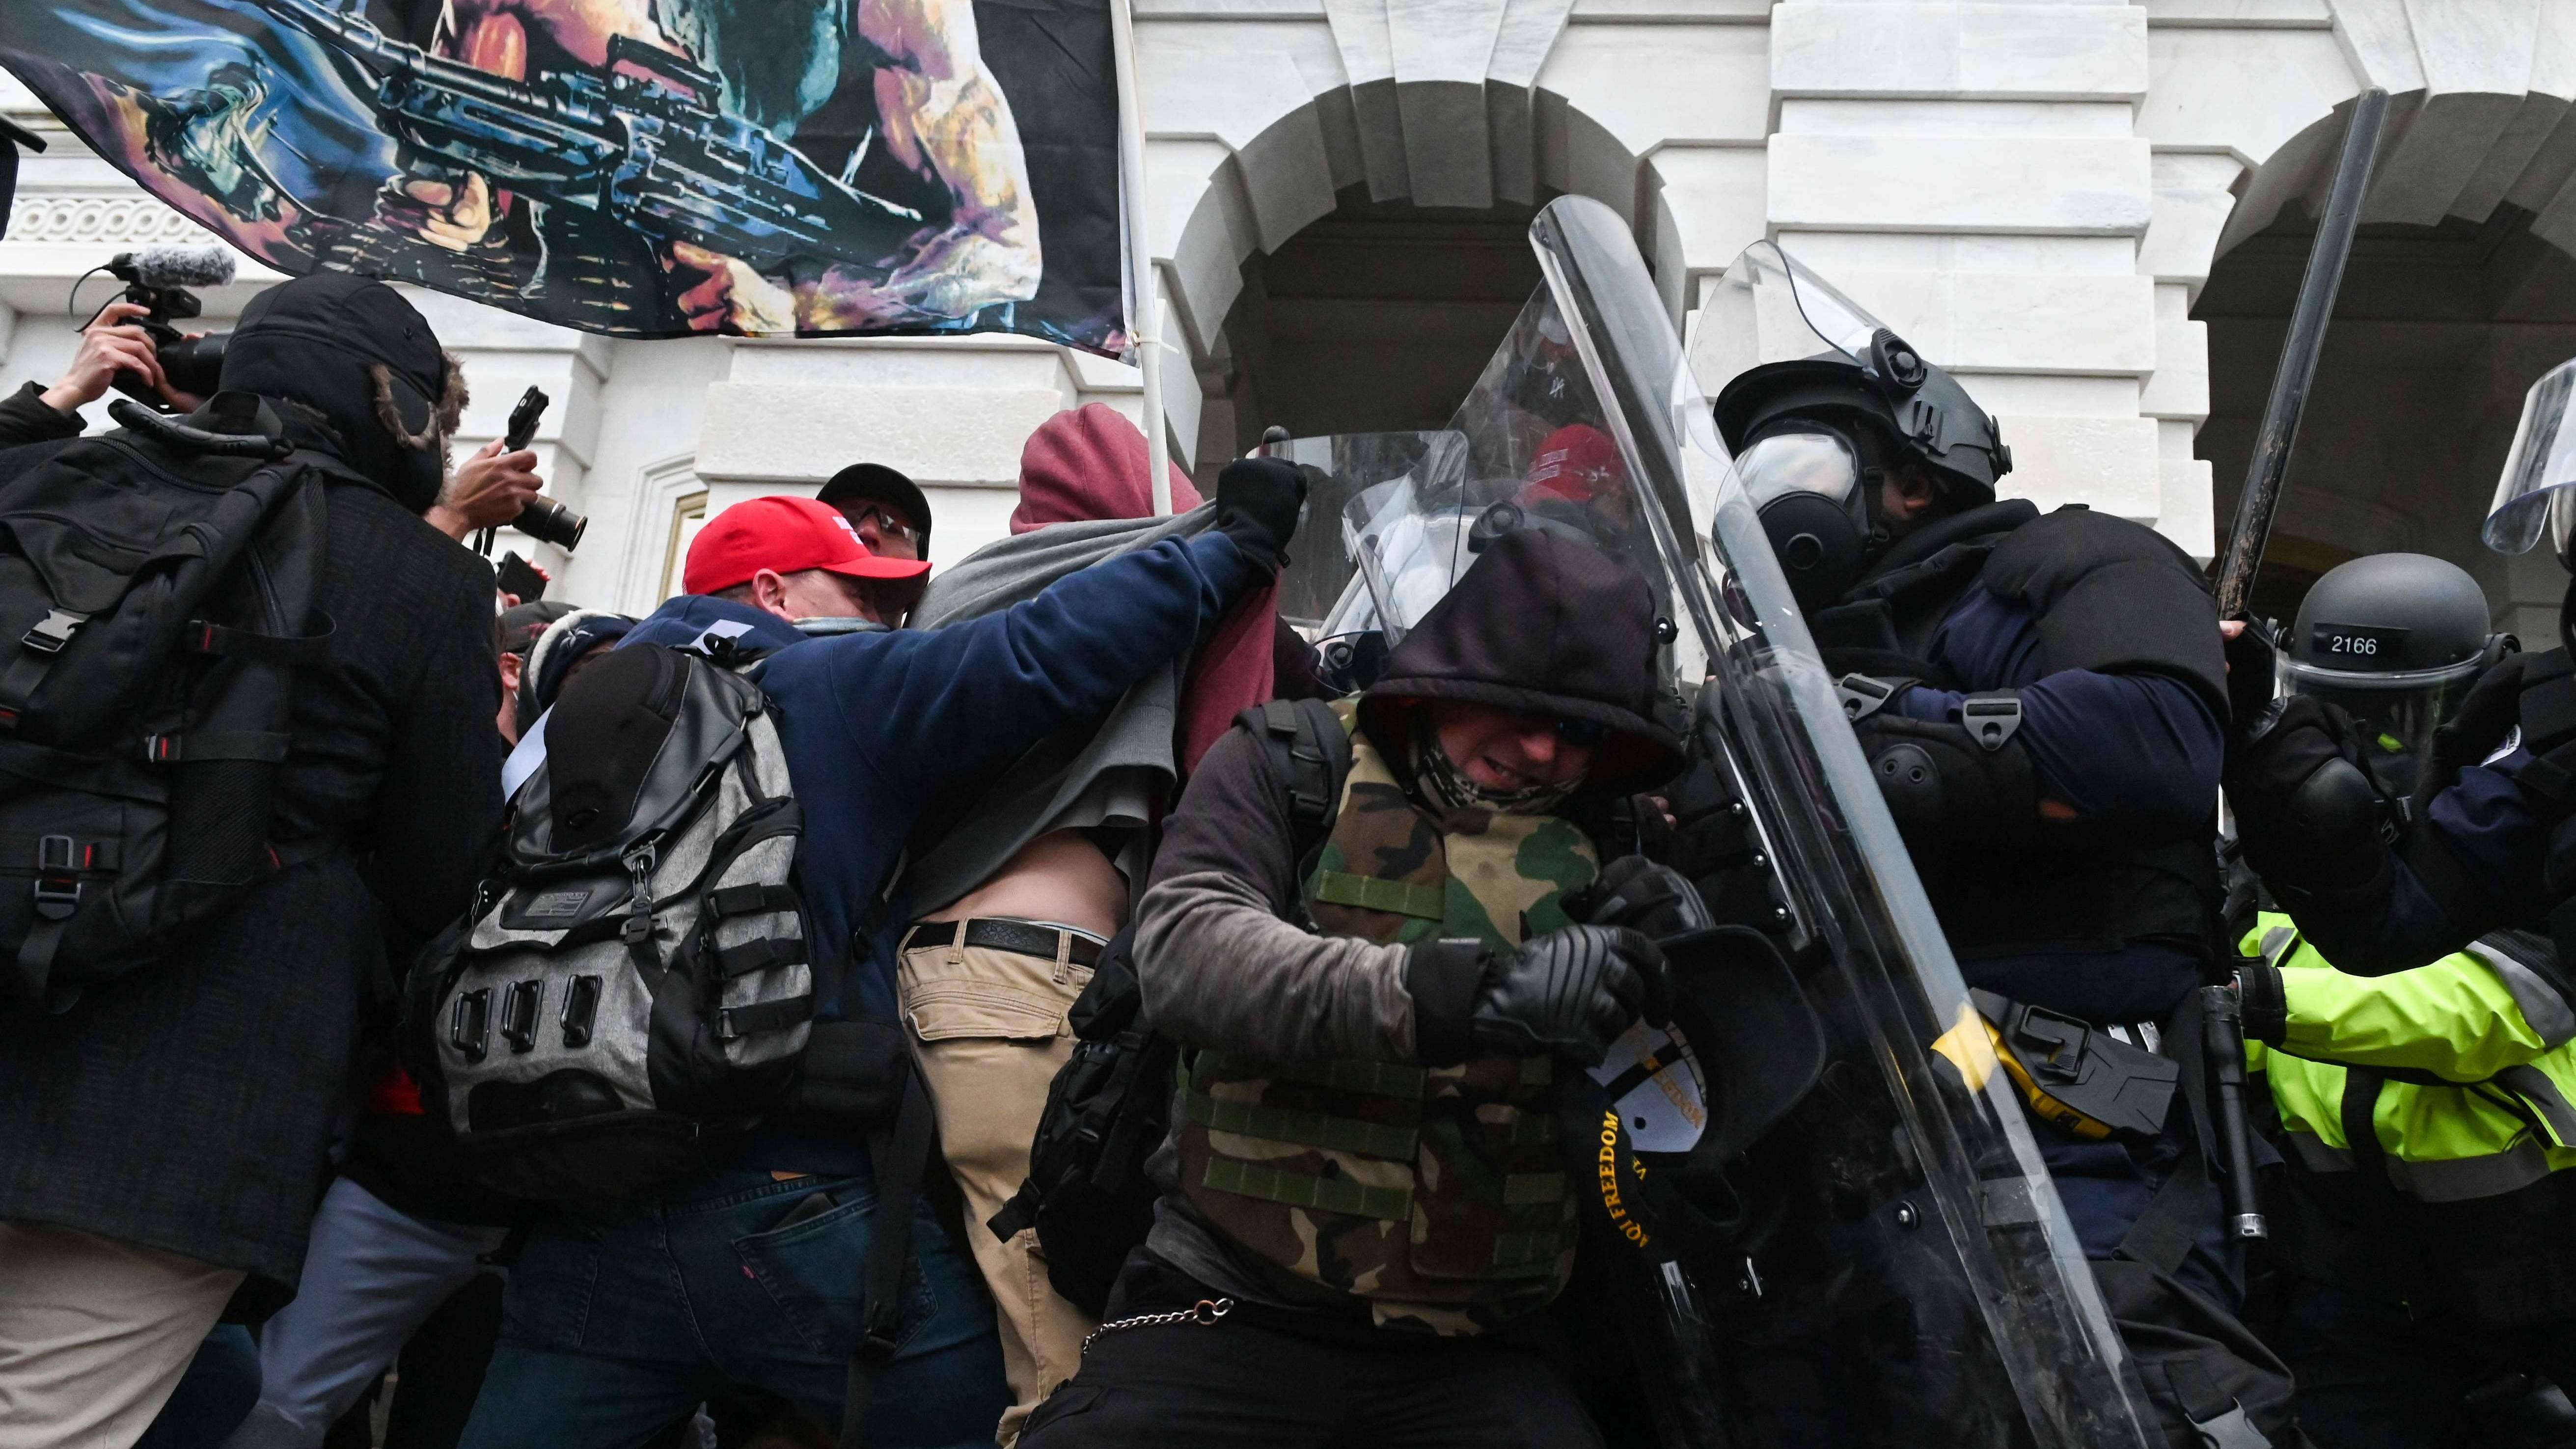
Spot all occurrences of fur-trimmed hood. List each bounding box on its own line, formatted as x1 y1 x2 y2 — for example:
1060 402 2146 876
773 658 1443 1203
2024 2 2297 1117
220 271 461 512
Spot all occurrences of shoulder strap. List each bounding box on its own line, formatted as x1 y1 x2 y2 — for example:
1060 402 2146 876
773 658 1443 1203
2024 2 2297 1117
1244 697 1353 875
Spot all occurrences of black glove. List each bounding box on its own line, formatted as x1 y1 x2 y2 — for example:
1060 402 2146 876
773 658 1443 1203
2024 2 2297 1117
1212 456 1307 576
2222 618 2280 739
2235 960 2288 1046
1469 925 1669 1066
2225 693 2397 901
1569 856 1713 940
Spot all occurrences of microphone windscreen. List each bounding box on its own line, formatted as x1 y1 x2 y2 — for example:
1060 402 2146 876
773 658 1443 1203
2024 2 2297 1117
128 245 238 290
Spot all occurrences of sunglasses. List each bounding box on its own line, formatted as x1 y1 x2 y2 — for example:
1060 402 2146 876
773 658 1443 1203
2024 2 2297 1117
1518 712 1607 747
846 504 921 547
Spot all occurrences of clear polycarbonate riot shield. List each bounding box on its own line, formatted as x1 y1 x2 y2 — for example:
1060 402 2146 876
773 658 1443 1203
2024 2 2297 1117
1264 431 1467 689
1522 198 2158 1449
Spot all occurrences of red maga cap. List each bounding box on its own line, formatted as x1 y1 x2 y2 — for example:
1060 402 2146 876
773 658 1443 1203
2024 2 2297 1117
684 494 933 597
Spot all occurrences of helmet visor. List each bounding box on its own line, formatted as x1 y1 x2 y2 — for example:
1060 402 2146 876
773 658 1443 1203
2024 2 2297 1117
2484 358 2576 558
1689 240 1892 401
2277 653 2485 793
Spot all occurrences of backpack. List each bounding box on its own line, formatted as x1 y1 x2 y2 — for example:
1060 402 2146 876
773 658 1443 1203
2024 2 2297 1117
404 639 824 1203
988 697 1351 1313
0 395 336 1015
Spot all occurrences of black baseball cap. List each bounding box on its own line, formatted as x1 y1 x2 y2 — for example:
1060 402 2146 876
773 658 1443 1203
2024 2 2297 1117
818 464 932 559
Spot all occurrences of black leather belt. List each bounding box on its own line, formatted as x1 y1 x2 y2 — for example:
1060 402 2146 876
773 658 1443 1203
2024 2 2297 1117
906 918 1104 968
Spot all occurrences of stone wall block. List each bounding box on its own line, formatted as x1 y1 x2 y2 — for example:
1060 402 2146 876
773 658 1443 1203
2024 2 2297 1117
2142 27 2358 164
696 383 1071 489
1536 23 1770 155
1773 2 2147 101
1768 135 2154 233
1646 146 1768 316
2138 153 2245 296
1993 412 2164 519
2141 314 2210 419
1808 269 2159 373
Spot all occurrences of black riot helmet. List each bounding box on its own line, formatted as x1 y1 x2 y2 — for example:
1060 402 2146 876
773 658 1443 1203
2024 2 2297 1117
1699 244 2012 612
2283 552 2509 793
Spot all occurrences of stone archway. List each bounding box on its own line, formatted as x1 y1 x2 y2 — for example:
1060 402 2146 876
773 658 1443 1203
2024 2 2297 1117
1129 0 1771 474
2142 3 2576 631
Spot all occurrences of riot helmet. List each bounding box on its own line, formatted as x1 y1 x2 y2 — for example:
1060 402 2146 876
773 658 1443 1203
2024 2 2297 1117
2283 552 2508 793
1697 244 2012 611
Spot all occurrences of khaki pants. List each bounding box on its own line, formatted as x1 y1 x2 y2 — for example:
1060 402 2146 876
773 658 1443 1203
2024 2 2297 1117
0 1221 246 1449
899 922 1098 1446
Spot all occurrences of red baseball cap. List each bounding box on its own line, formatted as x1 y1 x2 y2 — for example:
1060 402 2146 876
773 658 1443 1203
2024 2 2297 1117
683 495 933 597
1523 424 1627 504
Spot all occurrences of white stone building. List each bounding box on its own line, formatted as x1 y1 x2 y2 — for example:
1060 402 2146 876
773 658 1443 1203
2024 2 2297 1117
5 0 2574 633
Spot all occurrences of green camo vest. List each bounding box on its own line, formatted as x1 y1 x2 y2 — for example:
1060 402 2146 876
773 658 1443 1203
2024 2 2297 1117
1176 703 1601 1334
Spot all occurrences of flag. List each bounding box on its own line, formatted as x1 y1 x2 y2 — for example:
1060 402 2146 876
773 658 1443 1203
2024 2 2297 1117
0 0 1126 351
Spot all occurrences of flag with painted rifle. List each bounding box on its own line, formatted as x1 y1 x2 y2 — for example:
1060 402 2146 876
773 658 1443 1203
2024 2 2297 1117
0 0 1126 351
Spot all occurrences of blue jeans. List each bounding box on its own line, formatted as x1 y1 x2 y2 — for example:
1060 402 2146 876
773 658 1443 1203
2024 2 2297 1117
458 1171 1006 1449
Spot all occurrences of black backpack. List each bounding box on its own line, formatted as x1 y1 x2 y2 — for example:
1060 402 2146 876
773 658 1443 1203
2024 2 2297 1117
988 698 1351 1313
0 394 336 1014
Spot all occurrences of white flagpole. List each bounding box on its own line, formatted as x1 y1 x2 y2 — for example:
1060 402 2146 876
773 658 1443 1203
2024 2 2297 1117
1109 0 1172 515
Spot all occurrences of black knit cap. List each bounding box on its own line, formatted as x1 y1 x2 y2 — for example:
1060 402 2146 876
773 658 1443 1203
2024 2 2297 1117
220 270 454 511
1362 529 1684 794
818 463 933 560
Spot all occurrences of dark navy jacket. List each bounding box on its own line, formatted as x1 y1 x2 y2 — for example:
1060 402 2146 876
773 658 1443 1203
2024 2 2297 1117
1890 581 2225 1024
620 532 1252 1170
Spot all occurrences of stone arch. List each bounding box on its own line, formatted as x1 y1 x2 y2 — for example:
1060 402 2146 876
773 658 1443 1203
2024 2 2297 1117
1152 72 1650 384
1134 0 1760 462
2141 1 2576 627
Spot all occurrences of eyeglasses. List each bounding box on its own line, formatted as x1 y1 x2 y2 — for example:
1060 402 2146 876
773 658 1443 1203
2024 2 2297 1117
845 504 921 548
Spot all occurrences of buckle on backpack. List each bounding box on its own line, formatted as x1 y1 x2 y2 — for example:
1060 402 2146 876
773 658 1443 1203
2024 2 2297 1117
22 610 85 655
32 834 80 920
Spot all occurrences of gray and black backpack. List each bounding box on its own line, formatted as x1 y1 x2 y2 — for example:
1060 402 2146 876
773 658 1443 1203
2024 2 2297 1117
405 639 823 1202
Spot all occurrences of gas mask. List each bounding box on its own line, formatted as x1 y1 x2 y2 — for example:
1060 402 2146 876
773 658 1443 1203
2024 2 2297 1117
1739 419 1883 613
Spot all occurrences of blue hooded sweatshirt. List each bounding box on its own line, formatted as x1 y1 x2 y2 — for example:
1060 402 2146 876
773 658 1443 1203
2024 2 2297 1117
618 531 1251 1173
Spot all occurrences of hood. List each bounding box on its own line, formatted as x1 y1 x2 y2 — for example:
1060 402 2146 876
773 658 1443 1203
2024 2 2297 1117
1012 404 1202 533
219 271 461 512
521 608 638 722
1362 529 1683 794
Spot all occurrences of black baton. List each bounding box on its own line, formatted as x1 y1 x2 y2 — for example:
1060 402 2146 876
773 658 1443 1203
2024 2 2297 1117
2199 984 2268 1240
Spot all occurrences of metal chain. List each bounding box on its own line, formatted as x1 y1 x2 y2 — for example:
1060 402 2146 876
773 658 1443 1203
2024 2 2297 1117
1080 1296 1233 1353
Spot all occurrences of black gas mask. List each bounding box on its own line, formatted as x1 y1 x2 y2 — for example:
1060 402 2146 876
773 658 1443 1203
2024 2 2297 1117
1737 414 1927 613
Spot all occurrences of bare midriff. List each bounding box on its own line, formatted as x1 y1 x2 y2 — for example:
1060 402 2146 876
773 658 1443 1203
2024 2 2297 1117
917 828 1126 939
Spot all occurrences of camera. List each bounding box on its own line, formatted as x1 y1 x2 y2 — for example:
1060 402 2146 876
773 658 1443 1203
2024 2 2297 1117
88 247 236 407
497 387 588 552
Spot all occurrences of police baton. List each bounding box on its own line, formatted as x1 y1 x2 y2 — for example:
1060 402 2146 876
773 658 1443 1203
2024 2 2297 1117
2198 984 2269 1241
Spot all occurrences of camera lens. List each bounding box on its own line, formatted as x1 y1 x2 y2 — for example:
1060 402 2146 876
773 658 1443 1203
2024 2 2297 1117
513 496 588 552
156 332 228 400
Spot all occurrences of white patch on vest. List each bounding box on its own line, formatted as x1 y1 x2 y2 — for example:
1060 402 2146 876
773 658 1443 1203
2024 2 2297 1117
688 619 757 656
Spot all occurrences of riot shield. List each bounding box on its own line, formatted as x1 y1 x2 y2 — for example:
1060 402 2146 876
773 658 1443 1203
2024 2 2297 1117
1517 200 2156 1448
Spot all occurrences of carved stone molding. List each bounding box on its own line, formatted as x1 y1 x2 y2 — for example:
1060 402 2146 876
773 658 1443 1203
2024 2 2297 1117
5 193 215 248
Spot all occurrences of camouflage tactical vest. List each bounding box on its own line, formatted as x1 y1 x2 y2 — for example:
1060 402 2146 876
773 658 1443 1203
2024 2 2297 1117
1176 702 1600 1334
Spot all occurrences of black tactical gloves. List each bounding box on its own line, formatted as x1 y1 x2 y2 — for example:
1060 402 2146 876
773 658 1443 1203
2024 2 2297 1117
1213 456 1307 576
2224 693 2400 904
1571 856 1714 939
2234 959 2288 1046
1468 925 1668 1066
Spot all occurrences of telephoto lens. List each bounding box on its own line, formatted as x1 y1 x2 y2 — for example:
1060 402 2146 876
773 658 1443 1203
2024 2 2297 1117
513 496 588 551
